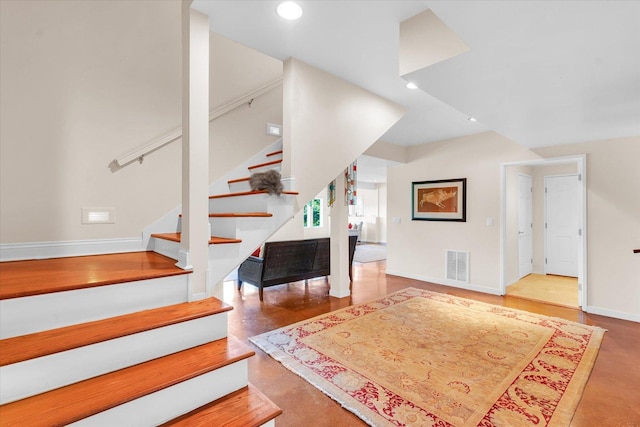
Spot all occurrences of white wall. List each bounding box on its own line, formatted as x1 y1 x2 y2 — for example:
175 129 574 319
0 0 282 244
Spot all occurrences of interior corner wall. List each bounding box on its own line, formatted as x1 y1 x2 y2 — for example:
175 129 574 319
386 132 538 293
283 58 405 207
533 136 640 320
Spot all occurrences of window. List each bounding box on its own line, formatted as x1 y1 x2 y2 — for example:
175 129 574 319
303 198 322 228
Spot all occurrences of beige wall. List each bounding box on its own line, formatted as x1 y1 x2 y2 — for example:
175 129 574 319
534 137 640 319
387 132 640 320
386 132 537 294
0 0 282 244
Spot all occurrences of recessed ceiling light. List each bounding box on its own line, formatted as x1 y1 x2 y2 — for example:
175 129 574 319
468 117 477 122
276 2 303 20
406 82 418 89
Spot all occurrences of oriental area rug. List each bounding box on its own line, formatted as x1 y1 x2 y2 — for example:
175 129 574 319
249 288 605 427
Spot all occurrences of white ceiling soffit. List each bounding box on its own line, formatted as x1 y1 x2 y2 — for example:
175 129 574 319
191 1 640 149
410 1 640 148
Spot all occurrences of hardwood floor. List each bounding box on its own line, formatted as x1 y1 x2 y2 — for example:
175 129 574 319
507 273 579 308
223 261 640 427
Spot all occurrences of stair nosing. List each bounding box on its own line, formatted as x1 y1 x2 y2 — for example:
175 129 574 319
0 338 254 426
247 159 282 170
265 150 283 157
208 212 273 218
151 233 242 245
0 298 232 366
160 383 282 427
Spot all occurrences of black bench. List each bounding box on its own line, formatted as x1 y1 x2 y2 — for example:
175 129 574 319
237 236 358 301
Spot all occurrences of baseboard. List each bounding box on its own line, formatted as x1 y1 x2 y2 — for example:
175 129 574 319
0 237 144 261
585 306 640 323
385 270 503 296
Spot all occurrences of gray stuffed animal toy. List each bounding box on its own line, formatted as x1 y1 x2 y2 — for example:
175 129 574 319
249 169 283 195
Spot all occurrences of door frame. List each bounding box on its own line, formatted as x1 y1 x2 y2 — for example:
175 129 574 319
500 155 587 309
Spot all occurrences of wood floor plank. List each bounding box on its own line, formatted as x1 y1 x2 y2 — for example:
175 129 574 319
0 297 231 366
161 383 282 427
506 273 579 308
0 338 254 427
0 252 190 300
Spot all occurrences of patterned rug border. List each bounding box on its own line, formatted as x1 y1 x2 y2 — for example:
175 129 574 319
249 287 606 426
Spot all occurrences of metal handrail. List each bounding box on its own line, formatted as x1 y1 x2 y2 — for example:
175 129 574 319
111 78 283 168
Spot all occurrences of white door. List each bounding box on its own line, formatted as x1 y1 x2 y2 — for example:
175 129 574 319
518 174 533 278
545 175 579 277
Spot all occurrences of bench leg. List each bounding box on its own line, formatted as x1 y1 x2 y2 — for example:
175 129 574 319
237 280 242 290
259 286 264 301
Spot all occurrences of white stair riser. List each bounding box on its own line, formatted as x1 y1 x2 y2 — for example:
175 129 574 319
153 237 181 261
228 180 251 192
0 275 189 339
0 314 229 404
210 216 275 240
210 192 294 214
68 360 249 426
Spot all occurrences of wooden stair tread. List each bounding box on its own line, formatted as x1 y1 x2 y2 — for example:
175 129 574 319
0 338 254 426
247 159 282 170
0 252 190 300
152 232 242 245
161 383 282 427
0 297 232 366
265 150 283 157
210 190 299 199
209 212 273 218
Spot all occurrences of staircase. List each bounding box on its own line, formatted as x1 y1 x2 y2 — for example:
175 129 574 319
144 139 299 292
0 144 295 425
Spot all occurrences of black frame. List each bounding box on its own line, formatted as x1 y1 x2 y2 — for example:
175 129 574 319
411 178 467 222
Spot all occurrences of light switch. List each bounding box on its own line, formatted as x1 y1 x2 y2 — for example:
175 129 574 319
486 217 493 226
392 217 401 224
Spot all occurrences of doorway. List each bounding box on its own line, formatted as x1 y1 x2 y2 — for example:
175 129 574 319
501 156 586 309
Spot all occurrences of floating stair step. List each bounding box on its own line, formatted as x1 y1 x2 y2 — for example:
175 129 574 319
0 252 189 300
0 297 231 367
161 383 282 427
152 232 242 245
209 212 273 218
0 338 254 426
265 150 283 157
210 190 298 199
247 159 282 171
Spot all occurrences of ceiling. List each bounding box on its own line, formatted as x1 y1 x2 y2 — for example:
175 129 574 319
192 1 640 181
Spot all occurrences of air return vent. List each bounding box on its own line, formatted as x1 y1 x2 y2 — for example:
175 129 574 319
446 250 469 283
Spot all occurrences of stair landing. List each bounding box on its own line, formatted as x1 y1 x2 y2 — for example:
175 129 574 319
0 251 190 300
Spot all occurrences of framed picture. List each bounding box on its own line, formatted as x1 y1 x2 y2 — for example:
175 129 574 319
412 178 467 221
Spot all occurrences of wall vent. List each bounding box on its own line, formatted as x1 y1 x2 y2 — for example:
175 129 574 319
446 250 469 283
